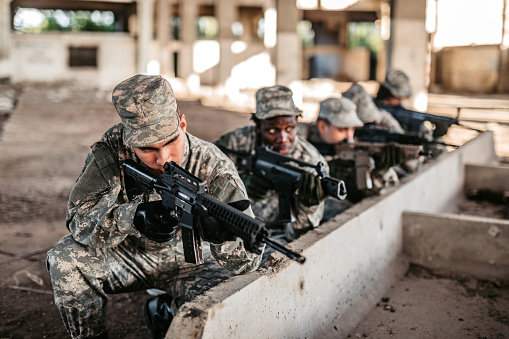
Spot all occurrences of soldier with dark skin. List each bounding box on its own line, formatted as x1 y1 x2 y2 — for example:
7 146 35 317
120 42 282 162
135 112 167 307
215 85 327 244
46 75 263 339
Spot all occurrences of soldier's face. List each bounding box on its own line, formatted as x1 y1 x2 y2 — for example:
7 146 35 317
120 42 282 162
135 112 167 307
133 114 187 173
258 116 297 155
380 96 404 107
318 120 356 144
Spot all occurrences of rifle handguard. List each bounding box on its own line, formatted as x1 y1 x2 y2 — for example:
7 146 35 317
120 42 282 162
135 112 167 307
198 194 268 255
322 177 347 200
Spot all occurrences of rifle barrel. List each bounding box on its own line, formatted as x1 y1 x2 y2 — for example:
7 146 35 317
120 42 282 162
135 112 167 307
262 237 306 264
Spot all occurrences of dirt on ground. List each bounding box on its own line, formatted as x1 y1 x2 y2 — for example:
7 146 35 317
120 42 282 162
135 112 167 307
0 83 508 339
349 264 509 339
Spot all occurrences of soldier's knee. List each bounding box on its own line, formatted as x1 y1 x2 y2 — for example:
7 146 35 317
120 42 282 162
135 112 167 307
46 234 82 277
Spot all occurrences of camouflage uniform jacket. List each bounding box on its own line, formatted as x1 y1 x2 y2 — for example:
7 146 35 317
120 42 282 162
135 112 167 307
215 125 326 238
66 123 262 274
376 109 405 134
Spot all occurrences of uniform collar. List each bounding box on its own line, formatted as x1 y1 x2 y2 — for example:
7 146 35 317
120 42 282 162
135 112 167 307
180 132 190 168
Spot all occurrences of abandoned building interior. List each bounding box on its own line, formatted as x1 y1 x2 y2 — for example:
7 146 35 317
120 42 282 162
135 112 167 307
0 0 508 338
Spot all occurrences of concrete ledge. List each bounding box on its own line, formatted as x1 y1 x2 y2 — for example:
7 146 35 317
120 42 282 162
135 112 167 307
166 131 499 338
464 163 509 193
403 211 509 280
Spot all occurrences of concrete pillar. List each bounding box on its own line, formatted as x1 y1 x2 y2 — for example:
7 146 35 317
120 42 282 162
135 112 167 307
137 0 155 74
388 0 428 109
0 0 11 77
217 0 236 85
157 0 174 77
498 0 509 93
179 0 197 81
275 0 301 86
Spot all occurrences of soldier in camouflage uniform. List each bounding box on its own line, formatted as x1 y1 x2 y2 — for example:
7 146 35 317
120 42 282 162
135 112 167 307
46 75 263 339
298 97 399 217
344 82 425 175
298 97 363 146
375 68 447 161
343 83 404 134
215 85 327 245
375 69 413 108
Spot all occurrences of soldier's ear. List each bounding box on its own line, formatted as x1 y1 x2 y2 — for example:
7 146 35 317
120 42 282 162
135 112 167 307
179 114 187 133
253 117 261 132
317 119 328 135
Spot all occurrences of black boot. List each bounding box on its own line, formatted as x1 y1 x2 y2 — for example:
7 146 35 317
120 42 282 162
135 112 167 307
142 294 174 339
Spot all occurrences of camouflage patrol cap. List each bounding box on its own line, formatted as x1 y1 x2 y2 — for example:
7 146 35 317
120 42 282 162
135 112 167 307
318 97 363 128
254 85 301 120
343 84 381 124
112 74 179 148
384 69 412 98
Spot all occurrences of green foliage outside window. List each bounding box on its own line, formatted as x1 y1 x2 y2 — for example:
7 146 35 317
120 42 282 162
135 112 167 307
297 20 315 48
196 16 218 39
14 8 116 33
347 22 382 55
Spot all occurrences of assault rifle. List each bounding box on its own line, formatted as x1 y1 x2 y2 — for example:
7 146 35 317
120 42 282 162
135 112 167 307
354 124 458 149
218 146 347 224
311 140 427 190
123 160 306 265
376 103 482 135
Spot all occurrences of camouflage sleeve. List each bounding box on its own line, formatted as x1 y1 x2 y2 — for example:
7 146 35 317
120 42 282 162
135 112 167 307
378 109 405 134
65 152 140 248
284 140 328 240
206 162 263 274
214 131 239 169
213 132 231 149
286 199 325 240
286 162 326 241
420 123 434 141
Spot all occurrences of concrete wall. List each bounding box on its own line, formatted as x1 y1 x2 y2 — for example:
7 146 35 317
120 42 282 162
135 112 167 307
437 45 500 94
166 132 498 339
342 47 370 82
389 0 428 109
403 211 509 280
10 33 136 90
302 46 371 82
464 163 509 193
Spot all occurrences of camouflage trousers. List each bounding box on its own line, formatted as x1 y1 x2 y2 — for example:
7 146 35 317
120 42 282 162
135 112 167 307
46 234 233 339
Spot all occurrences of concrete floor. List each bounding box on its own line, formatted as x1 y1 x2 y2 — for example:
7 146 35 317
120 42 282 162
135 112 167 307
0 84 509 338
348 264 509 339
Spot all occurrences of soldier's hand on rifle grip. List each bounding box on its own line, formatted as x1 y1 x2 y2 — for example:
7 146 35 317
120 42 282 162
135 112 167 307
195 202 244 244
297 171 325 207
133 201 179 243
244 174 273 201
